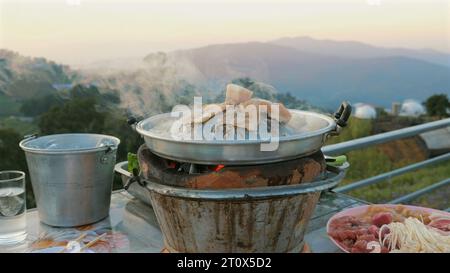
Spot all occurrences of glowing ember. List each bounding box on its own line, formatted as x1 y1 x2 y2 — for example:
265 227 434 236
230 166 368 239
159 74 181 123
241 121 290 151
213 165 225 172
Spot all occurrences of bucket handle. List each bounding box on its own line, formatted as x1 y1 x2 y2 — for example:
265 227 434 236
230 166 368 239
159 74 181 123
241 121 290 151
104 144 116 154
23 133 38 140
100 144 117 164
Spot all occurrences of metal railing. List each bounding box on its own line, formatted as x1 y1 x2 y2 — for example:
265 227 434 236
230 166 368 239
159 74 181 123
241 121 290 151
322 118 450 205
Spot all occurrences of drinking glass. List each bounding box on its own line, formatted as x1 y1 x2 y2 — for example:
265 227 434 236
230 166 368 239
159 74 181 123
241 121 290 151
0 171 27 245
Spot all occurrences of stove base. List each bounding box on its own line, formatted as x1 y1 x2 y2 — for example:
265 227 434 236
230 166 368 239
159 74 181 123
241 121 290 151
160 243 311 253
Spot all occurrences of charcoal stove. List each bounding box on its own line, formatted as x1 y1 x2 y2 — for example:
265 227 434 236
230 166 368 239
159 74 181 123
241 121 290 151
130 145 327 189
116 145 348 253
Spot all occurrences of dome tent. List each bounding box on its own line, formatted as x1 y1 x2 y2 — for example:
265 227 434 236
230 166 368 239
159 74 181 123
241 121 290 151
400 99 425 117
353 103 377 119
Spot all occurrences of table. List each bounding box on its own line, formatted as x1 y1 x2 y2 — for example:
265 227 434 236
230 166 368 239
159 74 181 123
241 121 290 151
0 190 366 253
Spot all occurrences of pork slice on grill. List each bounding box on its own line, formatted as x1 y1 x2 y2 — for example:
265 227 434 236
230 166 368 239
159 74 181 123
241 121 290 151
241 98 292 123
181 103 227 124
225 84 253 104
224 105 259 132
174 83 296 141
182 83 255 125
286 113 308 131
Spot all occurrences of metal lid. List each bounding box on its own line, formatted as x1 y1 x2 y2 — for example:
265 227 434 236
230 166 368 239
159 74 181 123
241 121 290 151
19 133 120 154
136 110 336 145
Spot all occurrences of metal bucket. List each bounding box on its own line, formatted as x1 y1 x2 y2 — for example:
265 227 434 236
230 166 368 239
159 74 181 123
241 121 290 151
140 164 348 253
19 134 120 227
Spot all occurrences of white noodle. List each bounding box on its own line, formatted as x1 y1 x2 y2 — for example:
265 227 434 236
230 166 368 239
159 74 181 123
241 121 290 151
379 217 450 253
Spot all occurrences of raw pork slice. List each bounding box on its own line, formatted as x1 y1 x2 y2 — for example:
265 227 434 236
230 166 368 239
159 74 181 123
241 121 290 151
429 212 450 232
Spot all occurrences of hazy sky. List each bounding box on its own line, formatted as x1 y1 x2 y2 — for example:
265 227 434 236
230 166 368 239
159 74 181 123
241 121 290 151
1 0 449 66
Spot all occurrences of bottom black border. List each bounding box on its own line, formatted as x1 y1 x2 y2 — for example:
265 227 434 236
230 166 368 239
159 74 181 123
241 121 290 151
0 253 446 272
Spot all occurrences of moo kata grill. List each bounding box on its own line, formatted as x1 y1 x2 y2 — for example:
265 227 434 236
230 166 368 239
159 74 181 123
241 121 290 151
123 101 351 253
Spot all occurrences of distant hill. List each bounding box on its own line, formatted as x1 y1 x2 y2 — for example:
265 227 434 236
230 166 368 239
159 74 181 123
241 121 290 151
160 42 450 109
0 49 73 99
0 50 121 116
271 36 450 67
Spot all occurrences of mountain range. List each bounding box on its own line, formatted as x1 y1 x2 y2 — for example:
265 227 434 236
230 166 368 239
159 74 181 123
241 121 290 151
1 36 449 113
271 36 450 67
157 37 450 109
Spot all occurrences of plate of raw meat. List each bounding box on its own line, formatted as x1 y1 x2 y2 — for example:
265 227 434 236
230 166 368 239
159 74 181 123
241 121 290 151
327 204 450 253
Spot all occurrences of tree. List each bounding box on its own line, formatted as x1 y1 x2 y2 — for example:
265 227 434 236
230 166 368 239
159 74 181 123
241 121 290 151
70 84 100 99
38 98 106 134
231 77 254 88
424 94 450 118
375 107 389 118
20 94 63 117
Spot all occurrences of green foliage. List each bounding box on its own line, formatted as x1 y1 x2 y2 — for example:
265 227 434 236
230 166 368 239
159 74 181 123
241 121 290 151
276 92 310 110
0 94 21 116
0 116 38 135
0 129 27 173
19 84 121 118
38 98 106 134
326 117 373 145
375 107 389 118
20 94 64 117
68 84 121 106
101 92 121 104
343 147 393 183
70 84 101 98
175 84 199 105
347 161 450 209
127 153 139 173
231 77 254 88
6 79 56 99
424 94 450 118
